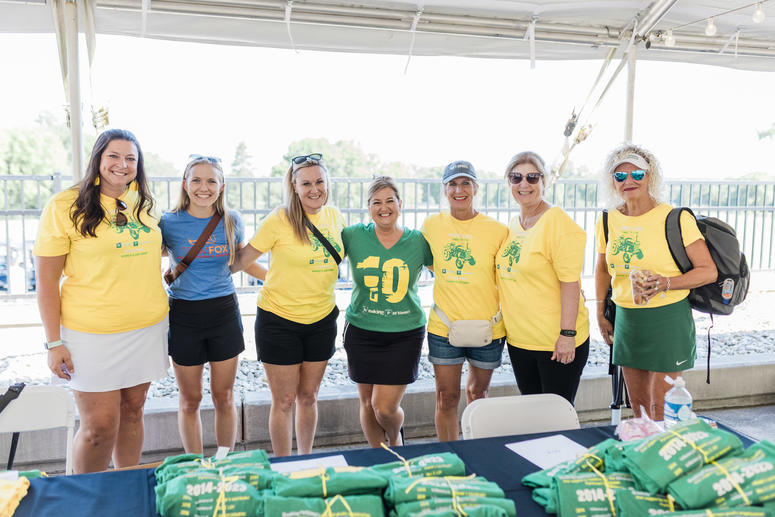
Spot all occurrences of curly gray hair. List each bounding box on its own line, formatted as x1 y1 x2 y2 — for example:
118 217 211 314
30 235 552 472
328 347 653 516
600 143 664 208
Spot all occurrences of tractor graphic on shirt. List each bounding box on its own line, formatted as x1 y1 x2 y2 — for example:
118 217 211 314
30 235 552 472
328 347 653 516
114 221 151 240
443 242 476 269
611 233 643 263
501 240 522 266
311 231 342 257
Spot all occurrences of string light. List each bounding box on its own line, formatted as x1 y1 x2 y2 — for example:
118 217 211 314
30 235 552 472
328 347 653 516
664 29 676 47
752 3 765 22
705 17 717 36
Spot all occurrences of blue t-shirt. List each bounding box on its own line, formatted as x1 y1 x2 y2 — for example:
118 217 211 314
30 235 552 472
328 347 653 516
160 210 245 300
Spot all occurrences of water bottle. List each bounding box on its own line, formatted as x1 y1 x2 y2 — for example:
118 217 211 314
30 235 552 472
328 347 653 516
664 375 693 426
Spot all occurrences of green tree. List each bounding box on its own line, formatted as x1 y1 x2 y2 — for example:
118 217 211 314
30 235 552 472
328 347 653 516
757 123 775 140
231 141 256 177
270 138 380 178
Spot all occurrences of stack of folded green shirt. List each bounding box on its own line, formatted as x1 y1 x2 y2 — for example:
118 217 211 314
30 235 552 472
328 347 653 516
522 438 638 514
615 489 680 516
154 449 276 517
622 420 744 494
384 474 514 517
389 495 516 517
367 452 466 481
272 465 388 498
264 494 385 516
667 440 775 509
155 467 272 517
553 471 635 516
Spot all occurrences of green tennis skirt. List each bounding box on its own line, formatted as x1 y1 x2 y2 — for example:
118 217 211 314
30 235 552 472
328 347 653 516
613 297 696 373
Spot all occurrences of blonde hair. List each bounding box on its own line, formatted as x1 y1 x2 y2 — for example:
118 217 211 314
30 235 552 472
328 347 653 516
367 176 401 203
283 161 330 244
503 151 548 186
173 157 238 265
600 143 664 209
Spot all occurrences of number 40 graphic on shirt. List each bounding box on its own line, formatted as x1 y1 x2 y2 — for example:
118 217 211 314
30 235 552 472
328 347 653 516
356 256 410 303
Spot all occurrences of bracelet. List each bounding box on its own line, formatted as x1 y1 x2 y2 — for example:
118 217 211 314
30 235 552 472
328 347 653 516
596 300 605 304
665 277 671 291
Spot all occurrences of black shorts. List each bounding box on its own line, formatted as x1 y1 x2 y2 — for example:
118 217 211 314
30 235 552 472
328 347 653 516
343 323 425 385
255 306 338 365
168 293 245 367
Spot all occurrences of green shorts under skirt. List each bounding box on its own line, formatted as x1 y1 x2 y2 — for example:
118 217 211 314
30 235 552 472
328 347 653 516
613 297 696 373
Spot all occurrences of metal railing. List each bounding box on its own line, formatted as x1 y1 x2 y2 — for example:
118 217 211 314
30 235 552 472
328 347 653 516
1 173 773 298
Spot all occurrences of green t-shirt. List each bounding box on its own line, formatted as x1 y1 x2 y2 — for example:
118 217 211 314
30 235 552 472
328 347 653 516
342 223 432 332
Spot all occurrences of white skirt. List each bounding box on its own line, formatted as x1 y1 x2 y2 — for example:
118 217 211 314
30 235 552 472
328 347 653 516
61 316 170 392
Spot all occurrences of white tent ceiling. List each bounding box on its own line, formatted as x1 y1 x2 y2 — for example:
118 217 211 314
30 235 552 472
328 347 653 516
3 0 775 71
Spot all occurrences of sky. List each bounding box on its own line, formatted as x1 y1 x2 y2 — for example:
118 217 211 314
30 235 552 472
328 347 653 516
1 33 774 180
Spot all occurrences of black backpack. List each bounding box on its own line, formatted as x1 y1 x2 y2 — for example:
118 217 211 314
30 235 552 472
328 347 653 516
665 207 751 382
665 207 750 316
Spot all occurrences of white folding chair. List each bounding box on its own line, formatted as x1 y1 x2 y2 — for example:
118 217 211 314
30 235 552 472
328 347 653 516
0 385 76 474
460 393 580 439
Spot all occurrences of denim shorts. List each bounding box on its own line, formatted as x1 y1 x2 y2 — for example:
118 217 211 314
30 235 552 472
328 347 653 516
426 332 506 370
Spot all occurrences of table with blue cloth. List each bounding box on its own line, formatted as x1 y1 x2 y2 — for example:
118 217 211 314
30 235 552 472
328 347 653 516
14 424 755 517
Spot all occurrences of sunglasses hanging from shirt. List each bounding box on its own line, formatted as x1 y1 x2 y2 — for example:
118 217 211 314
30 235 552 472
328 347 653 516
305 219 342 265
163 212 222 286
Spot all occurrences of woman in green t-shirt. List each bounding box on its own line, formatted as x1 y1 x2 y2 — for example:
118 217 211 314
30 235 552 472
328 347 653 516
341 176 432 447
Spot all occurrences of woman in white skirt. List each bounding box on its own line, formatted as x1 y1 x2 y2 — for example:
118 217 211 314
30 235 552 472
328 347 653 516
34 129 169 473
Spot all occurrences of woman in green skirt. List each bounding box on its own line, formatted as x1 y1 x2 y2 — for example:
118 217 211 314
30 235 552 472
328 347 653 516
594 144 717 420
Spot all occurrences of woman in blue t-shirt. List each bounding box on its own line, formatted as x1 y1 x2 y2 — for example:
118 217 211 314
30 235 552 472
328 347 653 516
160 155 260 453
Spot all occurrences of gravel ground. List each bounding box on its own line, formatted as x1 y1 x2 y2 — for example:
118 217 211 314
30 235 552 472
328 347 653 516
3 280 774 399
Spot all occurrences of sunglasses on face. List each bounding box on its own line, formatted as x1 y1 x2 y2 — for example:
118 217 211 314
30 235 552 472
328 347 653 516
291 153 323 172
508 172 543 185
613 169 646 182
187 154 222 165
115 199 128 227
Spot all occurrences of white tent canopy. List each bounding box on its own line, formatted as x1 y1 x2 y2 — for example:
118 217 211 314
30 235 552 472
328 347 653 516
3 0 775 71
3 0 774 178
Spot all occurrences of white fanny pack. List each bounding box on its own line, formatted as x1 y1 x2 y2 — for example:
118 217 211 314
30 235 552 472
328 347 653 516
433 304 502 348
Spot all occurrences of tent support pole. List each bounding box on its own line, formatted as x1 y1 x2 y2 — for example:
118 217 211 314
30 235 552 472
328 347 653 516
64 0 83 181
624 45 636 143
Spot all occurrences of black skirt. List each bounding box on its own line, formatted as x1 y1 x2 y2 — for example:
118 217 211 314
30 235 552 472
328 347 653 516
342 323 425 385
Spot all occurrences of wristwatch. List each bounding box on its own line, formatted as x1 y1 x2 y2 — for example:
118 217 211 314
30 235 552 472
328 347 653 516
44 339 65 350
559 329 577 337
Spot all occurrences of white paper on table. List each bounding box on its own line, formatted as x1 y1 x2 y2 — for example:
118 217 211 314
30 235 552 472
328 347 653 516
271 454 348 474
505 434 589 469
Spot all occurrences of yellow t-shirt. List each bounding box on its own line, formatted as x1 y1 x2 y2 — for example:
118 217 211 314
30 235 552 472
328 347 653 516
595 203 704 309
33 186 168 334
250 206 345 324
422 212 508 338
496 207 590 351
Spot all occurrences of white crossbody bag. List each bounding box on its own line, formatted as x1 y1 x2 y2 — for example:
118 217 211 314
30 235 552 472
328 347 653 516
433 304 502 348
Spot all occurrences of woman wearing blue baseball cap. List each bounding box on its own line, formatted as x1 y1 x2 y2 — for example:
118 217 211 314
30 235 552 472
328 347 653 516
421 160 509 441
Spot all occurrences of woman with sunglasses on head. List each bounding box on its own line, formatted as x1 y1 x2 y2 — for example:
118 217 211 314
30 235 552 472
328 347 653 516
231 153 344 456
34 129 169 473
342 176 432 447
595 144 716 420
159 155 258 454
421 160 509 441
495 152 589 405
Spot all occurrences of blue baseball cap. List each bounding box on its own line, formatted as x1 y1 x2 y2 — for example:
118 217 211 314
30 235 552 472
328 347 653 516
442 160 478 184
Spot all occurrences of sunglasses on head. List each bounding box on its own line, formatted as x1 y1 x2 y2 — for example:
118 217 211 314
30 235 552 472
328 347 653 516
291 153 323 172
613 169 646 182
115 199 128 227
508 172 543 185
187 154 222 165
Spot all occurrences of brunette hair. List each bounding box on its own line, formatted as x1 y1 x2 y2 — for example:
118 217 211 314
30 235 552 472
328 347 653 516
69 129 155 237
